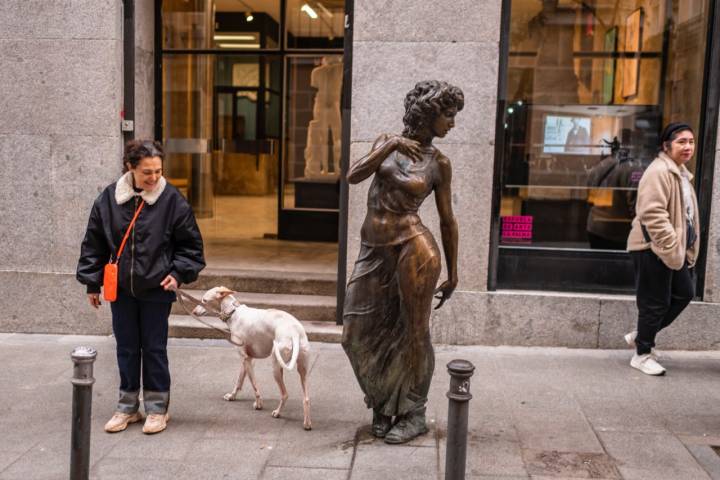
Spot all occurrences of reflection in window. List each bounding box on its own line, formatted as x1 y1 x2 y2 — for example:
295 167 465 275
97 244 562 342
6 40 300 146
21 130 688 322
285 0 345 49
498 0 710 251
162 0 281 50
283 55 343 210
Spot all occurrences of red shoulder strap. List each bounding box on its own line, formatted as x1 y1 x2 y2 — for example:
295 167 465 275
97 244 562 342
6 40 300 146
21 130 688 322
113 200 145 263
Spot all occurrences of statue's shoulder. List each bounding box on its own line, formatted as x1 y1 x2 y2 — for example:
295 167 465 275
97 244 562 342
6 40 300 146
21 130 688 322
434 148 451 167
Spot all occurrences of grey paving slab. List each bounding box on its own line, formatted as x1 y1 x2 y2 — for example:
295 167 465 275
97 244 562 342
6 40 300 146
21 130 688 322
91 458 181 480
3 336 720 479
266 421 359 470
687 445 720 480
598 431 712 480
262 466 349 480
351 443 439 479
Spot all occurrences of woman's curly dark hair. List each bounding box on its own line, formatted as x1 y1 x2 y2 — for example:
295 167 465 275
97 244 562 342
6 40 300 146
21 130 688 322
123 140 164 172
402 80 464 138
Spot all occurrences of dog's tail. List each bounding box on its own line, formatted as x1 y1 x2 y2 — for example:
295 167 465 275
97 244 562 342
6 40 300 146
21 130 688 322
273 334 300 371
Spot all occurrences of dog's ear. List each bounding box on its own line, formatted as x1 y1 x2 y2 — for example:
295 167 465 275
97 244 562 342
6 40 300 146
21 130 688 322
217 286 235 298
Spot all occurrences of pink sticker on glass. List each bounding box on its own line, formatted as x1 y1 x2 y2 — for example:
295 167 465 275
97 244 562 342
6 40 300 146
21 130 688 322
501 215 533 243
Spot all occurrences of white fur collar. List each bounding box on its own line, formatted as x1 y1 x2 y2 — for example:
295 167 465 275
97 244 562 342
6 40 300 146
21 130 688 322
114 171 167 205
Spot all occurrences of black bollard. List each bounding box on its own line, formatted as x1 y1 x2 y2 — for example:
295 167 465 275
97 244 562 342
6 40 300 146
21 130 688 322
70 346 97 480
445 359 475 480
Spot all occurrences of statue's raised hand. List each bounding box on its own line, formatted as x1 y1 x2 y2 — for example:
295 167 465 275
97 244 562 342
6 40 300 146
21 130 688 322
393 135 423 163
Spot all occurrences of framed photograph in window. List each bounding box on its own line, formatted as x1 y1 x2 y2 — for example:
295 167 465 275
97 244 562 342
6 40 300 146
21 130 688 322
602 27 618 104
622 8 644 98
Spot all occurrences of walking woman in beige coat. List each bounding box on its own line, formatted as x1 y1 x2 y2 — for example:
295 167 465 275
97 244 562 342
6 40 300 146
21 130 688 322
625 123 700 376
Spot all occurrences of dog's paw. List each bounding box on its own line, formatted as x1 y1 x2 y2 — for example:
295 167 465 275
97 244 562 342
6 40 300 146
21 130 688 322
303 421 312 431
223 393 236 402
253 399 263 410
272 409 281 418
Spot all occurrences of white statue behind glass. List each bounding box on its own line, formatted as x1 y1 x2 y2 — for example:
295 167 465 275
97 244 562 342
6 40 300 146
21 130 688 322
304 56 343 178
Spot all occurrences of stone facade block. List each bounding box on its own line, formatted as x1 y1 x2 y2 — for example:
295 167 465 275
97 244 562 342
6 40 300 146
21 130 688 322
0 272 111 335
0 175 54 272
354 0 501 44
0 0 120 40
431 291 601 347
701 141 720 302
134 48 155 139
430 290 720 349
350 42 499 144
0 39 121 137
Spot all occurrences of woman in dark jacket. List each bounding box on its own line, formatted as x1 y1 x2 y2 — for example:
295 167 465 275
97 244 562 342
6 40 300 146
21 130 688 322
77 140 205 434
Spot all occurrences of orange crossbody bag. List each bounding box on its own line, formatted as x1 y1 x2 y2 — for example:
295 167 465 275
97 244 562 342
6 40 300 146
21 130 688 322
103 200 145 302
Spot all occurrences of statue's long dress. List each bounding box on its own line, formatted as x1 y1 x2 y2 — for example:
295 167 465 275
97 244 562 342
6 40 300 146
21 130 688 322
342 147 442 417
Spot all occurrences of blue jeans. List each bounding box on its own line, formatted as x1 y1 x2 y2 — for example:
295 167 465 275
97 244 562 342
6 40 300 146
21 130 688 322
110 289 172 414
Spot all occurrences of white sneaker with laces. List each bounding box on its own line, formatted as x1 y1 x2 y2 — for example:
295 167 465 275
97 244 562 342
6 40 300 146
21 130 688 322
624 331 661 359
630 353 666 376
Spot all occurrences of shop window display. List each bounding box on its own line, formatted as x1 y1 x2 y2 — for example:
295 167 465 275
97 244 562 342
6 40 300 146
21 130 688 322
494 0 711 292
159 0 345 241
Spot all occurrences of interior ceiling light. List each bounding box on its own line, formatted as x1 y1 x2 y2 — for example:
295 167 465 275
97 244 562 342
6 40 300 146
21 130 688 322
301 3 318 19
245 12 254 22
218 43 261 49
214 34 256 41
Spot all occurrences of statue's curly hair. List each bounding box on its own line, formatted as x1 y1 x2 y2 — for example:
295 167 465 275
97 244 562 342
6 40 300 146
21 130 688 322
402 80 464 138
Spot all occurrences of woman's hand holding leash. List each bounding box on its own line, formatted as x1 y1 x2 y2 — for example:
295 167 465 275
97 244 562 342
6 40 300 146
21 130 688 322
161 275 178 291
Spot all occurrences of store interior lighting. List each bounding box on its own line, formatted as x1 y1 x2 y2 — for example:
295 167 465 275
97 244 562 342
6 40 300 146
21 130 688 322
218 43 261 48
214 34 256 41
301 3 318 19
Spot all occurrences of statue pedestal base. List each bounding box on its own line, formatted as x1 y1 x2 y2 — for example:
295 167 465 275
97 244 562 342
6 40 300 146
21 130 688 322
294 177 339 209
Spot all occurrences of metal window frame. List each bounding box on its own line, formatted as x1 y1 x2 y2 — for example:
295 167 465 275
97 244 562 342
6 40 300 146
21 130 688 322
488 0 720 297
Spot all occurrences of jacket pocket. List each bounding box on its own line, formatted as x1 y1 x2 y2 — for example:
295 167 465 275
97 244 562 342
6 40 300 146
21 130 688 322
641 224 651 243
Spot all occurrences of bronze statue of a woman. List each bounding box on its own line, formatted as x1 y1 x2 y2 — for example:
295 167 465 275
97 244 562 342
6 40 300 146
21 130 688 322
342 80 463 444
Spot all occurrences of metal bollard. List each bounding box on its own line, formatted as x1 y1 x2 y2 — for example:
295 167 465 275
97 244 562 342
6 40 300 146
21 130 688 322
70 346 97 480
445 359 475 480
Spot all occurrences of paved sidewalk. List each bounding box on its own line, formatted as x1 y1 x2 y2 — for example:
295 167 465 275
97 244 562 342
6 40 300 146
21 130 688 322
1 333 720 479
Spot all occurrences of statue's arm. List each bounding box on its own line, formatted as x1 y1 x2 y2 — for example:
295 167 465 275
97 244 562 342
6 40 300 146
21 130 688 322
433 155 459 308
346 134 396 184
346 134 422 184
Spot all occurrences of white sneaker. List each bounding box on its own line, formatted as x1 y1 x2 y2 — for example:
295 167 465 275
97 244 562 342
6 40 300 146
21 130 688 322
624 331 661 359
630 353 666 376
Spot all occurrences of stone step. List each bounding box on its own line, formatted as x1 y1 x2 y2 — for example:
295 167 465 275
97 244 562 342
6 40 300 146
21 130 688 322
173 290 337 323
168 315 342 344
185 268 337 296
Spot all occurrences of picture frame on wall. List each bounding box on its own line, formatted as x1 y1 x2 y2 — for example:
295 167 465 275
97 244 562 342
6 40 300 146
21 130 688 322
622 8 644 98
602 27 618 104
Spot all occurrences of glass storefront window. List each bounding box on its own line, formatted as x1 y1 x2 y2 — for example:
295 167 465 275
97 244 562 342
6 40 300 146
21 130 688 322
160 0 346 241
163 0 281 50
285 0 345 49
494 0 712 291
162 53 282 238
283 55 343 210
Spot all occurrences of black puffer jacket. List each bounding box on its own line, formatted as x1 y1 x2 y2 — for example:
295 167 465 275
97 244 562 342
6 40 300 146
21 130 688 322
77 173 205 301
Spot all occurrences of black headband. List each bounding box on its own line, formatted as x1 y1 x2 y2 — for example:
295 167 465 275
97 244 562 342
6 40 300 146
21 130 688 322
660 122 693 145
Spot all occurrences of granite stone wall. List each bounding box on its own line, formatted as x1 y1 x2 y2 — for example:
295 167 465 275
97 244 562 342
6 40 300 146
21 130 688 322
347 1 502 292
0 1 153 335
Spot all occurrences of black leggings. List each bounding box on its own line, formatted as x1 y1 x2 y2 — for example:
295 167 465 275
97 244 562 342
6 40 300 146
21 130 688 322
631 250 695 355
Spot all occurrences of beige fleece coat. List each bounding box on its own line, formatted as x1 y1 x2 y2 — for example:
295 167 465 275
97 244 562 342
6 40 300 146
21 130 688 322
627 152 700 270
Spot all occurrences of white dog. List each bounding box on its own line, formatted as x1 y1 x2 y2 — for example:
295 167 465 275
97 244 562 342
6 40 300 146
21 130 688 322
192 286 312 430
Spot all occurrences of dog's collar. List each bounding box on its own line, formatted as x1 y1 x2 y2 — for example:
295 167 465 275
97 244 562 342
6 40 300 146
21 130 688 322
219 297 241 323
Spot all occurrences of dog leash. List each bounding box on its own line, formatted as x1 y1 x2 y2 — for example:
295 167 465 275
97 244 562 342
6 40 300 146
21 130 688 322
175 289 242 346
